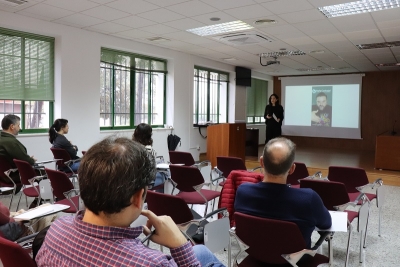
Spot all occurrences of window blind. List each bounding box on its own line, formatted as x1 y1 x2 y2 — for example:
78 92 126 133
0 27 54 101
247 78 268 118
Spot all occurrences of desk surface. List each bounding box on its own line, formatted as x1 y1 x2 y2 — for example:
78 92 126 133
14 204 70 220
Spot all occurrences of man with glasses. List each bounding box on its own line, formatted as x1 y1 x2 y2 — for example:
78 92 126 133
36 136 224 267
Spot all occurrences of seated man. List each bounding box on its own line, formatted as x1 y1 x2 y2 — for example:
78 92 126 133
36 136 224 267
234 137 331 248
0 114 37 185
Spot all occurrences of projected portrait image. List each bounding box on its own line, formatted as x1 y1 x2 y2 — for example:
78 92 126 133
311 87 332 127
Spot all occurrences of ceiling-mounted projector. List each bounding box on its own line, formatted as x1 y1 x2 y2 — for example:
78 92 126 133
260 55 280 66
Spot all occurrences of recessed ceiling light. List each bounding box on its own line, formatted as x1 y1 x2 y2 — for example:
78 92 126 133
222 57 237 61
210 17 221 21
319 0 400 18
310 50 325 54
187 20 253 36
260 50 306 57
254 19 277 25
375 63 400 67
147 37 170 42
356 41 400 50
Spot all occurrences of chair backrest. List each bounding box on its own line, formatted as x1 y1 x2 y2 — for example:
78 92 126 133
328 166 369 193
13 159 37 186
50 147 71 170
287 162 309 186
169 165 204 192
0 156 15 186
216 156 247 178
45 168 74 200
234 212 307 264
300 179 350 210
168 151 195 166
0 236 37 267
146 190 193 224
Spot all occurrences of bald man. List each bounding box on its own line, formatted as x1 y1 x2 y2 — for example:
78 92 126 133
234 137 331 248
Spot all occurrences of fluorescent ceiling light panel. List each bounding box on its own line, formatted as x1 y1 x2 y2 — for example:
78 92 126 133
319 0 400 18
187 20 253 36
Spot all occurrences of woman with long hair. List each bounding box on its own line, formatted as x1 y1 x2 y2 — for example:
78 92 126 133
264 94 284 144
48 119 80 171
133 123 166 191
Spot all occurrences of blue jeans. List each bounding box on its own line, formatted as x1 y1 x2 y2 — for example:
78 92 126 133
70 161 80 172
193 245 225 267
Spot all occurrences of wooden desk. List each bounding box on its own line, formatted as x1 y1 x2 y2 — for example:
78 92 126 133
375 133 400 171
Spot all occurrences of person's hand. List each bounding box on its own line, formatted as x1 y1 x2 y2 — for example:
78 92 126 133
276 118 280 122
31 155 37 162
311 110 320 123
266 114 272 119
141 209 187 249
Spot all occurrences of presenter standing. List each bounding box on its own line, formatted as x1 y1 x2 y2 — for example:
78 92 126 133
264 94 284 144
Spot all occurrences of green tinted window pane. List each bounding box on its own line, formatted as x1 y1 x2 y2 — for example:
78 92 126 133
114 68 130 126
100 63 112 127
151 72 165 125
24 100 50 129
135 58 149 70
151 60 166 71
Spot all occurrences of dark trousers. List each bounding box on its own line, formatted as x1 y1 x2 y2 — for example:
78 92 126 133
265 125 282 144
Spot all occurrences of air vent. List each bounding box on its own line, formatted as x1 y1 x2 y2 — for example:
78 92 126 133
0 0 28 6
214 31 274 46
356 41 400 50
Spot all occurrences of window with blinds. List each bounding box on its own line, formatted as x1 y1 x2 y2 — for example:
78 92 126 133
247 78 268 124
0 28 54 132
193 66 228 126
100 48 167 129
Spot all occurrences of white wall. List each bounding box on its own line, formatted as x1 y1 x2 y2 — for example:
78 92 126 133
0 11 242 163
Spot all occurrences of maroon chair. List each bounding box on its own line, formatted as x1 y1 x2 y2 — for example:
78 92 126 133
328 166 384 235
50 147 78 174
0 156 21 209
169 165 220 216
44 168 79 213
286 162 310 188
146 190 229 251
231 212 331 267
13 159 45 210
0 236 37 267
300 179 369 267
214 156 247 188
168 151 209 169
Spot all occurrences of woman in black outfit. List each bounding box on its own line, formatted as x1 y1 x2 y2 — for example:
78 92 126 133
48 119 80 171
264 94 284 144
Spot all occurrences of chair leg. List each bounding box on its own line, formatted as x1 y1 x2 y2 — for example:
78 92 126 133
8 187 16 210
16 192 23 211
378 205 382 237
345 224 353 267
363 213 369 248
25 194 28 209
359 229 364 263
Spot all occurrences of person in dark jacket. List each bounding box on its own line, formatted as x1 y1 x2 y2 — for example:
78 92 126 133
0 114 36 184
48 119 80 171
264 94 284 144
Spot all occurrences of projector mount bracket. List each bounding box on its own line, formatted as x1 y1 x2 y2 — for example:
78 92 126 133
260 55 280 67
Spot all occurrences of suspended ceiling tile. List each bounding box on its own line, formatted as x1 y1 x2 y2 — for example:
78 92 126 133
106 0 159 14
112 15 157 28
200 0 258 10
261 0 314 15
16 3 74 21
43 0 98 12
81 5 131 21
224 4 273 20
137 8 185 23
278 8 326 24
53 13 105 28
166 0 217 17
139 24 180 35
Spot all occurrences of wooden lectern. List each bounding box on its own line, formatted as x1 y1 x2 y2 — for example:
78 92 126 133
207 123 246 167
375 132 400 171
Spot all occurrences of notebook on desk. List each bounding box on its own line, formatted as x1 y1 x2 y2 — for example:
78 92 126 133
316 211 348 232
14 204 70 220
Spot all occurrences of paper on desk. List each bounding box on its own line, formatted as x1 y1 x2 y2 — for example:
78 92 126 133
0 187 14 193
316 211 348 232
157 163 170 169
14 204 70 220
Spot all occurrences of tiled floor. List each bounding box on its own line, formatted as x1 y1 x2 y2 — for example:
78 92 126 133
2 181 400 267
